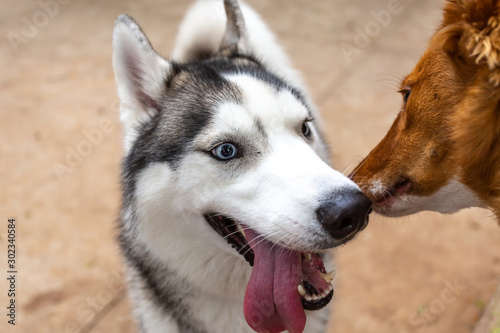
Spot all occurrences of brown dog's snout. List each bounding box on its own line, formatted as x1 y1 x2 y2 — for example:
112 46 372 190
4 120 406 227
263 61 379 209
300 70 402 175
316 190 372 240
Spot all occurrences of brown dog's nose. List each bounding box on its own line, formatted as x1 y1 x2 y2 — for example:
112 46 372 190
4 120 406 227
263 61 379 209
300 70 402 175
316 190 372 240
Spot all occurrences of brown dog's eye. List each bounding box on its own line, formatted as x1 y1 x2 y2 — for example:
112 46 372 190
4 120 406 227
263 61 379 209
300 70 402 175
402 90 411 104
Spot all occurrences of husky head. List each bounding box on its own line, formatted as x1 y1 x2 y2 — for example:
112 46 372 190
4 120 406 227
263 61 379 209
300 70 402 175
113 1 371 332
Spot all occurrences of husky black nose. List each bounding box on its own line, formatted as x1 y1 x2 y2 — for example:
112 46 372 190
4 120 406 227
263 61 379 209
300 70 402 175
316 190 372 240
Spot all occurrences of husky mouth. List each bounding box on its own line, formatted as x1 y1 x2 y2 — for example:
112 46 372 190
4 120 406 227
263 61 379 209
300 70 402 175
204 213 335 333
204 213 255 265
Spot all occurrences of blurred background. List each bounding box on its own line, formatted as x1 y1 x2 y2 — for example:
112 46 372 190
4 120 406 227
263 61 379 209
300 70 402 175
2 0 500 332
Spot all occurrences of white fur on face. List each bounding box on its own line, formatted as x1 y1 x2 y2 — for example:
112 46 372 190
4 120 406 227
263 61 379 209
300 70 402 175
375 178 485 217
189 75 360 250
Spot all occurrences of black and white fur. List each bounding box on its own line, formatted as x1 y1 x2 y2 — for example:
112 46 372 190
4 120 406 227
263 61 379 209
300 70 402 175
113 1 371 332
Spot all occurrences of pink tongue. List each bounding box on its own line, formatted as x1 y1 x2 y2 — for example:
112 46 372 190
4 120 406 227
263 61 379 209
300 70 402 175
243 229 306 333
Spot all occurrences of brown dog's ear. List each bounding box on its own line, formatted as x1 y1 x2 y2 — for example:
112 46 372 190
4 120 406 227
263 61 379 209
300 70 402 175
430 2 474 67
465 18 500 64
435 24 464 56
464 17 500 85
440 0 500 85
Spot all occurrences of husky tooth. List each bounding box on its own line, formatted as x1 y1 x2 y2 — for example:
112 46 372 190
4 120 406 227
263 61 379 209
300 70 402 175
237 224 247 239
298 284 307 297
320 270 336 283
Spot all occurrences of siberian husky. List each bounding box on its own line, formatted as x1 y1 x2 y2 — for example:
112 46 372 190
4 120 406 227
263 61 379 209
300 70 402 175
112 1 372 332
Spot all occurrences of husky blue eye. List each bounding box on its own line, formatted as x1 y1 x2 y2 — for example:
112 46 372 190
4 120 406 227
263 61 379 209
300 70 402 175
212 143 238 160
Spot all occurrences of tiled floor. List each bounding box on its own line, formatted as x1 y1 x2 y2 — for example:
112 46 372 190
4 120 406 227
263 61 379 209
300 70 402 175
2 0 500 332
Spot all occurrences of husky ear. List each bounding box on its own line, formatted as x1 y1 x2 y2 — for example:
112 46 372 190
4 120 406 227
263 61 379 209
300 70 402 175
112 15 172 132
219 0 248 55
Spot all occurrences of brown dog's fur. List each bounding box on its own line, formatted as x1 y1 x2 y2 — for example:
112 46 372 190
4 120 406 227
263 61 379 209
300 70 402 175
351 0 500 219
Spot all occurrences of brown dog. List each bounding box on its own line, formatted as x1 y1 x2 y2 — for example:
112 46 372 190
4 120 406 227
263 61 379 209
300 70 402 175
350 0 500 219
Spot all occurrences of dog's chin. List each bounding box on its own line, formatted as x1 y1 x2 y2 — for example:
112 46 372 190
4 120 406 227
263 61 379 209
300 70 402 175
373 202 412 217
203 213 335 312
